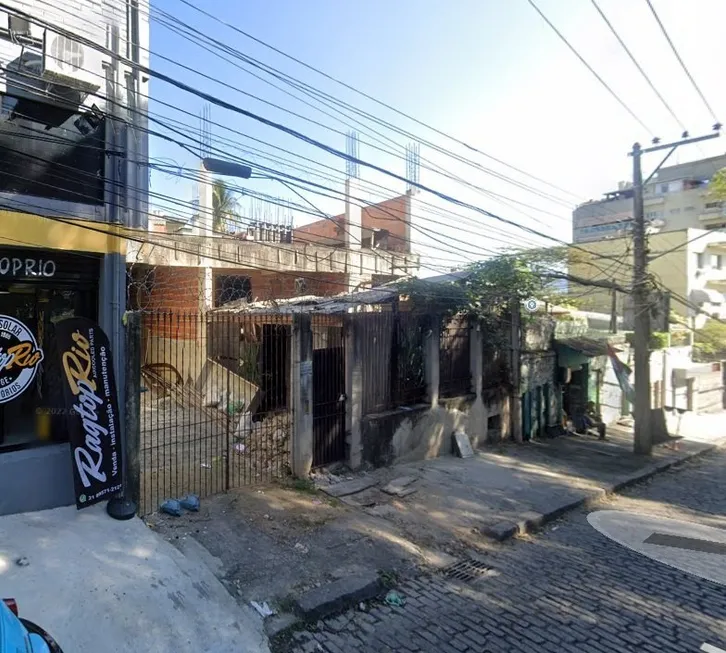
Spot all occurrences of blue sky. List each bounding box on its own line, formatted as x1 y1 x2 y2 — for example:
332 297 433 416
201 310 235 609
145 0 726 274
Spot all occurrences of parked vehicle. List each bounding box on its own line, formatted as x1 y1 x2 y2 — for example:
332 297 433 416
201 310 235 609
0 598 63 653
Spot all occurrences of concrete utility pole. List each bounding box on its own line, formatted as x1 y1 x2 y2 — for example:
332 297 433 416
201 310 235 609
629 129 720 455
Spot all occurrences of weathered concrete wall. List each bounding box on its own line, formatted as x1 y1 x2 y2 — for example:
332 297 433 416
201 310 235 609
520 352 556 393
360 393 505 467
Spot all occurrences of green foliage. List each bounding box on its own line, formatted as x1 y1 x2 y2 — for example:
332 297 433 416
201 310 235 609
399 250 569 351
401 250 564 320
649 332 670 350
212 179 239 232
694 319 726 361
670 329 692 347
709 167 726 202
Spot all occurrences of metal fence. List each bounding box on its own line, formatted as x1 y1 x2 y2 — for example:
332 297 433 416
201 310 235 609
138 311 291 515
359 311 428 414
440 317 471 397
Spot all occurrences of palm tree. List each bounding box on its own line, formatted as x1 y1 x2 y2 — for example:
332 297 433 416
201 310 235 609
212 179 238 232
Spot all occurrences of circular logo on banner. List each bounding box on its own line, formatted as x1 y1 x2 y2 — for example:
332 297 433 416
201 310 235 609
524 298 539 312
0 315 44 404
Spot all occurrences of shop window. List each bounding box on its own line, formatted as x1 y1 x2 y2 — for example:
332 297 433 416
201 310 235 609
0 248 99 453
0 285 98 452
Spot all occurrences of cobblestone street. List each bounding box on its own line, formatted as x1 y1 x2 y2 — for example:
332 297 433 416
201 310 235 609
277 448 726 653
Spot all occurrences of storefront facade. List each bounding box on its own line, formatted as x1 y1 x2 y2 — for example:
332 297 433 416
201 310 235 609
0 0 148 515
0 245 111 514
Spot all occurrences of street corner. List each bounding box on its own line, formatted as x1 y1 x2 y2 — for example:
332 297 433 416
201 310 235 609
587 509 726 588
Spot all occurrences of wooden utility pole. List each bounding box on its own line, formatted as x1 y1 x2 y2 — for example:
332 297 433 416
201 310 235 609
629 130 720 455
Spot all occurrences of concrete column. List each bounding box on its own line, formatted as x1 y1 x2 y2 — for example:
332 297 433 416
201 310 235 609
291 313 314 477
200 267 214 311
345 317 364 469
468 320 488 447
345 178 364 291
470 320 483 398
425 317 441 408
509 299 523 443
196 164 212 236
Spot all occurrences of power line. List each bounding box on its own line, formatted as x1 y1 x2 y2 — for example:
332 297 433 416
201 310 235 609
590 0 686 132
0 51 566 257
526 0 655 137
644 0 720 126
0 21 590 264
147 6 576 214
168 0 581 202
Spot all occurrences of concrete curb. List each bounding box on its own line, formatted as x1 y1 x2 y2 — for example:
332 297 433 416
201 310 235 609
486 438 726 543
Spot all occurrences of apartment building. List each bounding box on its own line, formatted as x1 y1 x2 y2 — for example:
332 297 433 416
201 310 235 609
569 228 726 329
573 154 726 244
0 1 148 515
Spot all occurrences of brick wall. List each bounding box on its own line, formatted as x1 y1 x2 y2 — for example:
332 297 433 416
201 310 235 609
243 270 346 301
293 194 410 253
361 195 409 253
136 266 347 310
293 217 344 247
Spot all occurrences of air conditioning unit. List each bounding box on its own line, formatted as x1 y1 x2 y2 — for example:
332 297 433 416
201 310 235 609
42 29 102 94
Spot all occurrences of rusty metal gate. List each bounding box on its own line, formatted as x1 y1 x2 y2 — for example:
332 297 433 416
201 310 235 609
312 320 346 467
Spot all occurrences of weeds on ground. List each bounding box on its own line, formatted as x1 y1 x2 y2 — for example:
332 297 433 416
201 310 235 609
378 569 400 589
279 477 318 494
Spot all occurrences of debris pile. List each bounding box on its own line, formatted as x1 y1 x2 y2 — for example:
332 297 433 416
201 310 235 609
231 411 291 480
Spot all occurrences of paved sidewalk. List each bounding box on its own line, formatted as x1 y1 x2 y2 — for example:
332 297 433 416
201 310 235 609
323 413 726 551
0 504 270 653
278 448 726 653
154 411 725 622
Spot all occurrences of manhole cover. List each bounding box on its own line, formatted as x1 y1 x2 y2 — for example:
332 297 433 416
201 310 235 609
440 559 493 583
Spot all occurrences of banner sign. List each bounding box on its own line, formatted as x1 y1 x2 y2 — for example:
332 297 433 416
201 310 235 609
607 343 635 405
0 315 43 404
56 318 123 509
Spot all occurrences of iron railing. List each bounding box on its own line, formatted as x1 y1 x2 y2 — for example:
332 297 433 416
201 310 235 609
440 317 471 397
138 311 291 515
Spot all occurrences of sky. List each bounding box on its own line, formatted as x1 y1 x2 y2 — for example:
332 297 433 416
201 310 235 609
144 0 726 276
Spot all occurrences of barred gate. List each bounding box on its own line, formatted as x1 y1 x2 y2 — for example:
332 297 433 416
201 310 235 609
312 316 346 468
138 311 291 515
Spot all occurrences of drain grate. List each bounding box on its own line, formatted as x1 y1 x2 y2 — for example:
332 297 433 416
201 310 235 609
440 558 493 583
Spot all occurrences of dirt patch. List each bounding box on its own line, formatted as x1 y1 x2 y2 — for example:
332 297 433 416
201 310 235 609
148 479 431 608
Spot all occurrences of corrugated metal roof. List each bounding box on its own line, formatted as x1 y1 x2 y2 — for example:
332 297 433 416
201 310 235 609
211 287 399 314
554 336 615 357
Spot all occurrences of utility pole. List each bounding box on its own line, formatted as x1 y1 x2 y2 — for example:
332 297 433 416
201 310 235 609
609 286 618 334
631 142 651 454
629 128 720 455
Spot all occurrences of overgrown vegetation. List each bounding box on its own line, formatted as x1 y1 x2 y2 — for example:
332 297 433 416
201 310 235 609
694 319 726 362
709 167 726 202
398 249 571 352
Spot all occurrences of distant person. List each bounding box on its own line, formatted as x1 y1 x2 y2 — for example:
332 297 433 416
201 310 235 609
574 402 606 440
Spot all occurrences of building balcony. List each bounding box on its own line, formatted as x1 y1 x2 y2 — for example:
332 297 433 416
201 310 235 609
699 202 726 222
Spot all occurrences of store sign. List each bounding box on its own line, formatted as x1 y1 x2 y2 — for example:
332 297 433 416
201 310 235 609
57 318 123 509
0 315 44 403
0 256 56 279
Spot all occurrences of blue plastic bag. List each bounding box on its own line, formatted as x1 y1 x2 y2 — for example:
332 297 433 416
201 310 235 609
160 499 182 517
179 494 200 512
